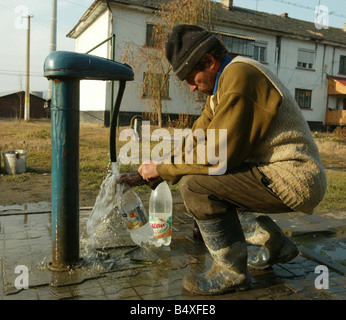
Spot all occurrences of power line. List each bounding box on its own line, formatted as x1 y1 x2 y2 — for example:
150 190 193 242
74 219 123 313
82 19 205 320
0 69 42 74
0 2 16 12
2 0 17 10
0 70 43 78
273 0 346 19
63 0 90 9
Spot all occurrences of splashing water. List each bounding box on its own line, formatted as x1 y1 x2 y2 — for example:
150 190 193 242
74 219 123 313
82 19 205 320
85 161 125 253
82 163 169 270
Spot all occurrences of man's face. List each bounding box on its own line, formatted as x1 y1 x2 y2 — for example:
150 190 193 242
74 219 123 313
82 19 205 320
185 68 217 96
184 54 220 96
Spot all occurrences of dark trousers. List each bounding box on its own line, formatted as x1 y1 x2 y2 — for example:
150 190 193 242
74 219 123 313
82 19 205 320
179 163 293 220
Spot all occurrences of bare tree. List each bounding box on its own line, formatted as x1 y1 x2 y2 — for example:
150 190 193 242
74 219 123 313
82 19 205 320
123 0 216 127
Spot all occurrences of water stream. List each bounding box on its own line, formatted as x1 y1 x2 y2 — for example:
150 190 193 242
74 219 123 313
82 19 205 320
84 162 124 254
81 161 159 270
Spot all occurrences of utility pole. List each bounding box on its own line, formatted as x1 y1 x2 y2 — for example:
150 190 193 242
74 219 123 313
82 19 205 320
24 15 32 121
48 0 57 101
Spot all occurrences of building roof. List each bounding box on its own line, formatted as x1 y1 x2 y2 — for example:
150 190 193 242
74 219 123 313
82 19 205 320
328 75 346 87
68 0 346 46
0 91 47 100
214 4 346 46
327 76 346 95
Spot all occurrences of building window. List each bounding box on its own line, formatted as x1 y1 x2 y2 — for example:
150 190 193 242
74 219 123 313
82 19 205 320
297 49 315 70
336 97 346 110
145 23 166 48
145 24 156 47
254 42 267 63
295 89 312 109
142 72 170 99
221 35 254 57
339 55 346 74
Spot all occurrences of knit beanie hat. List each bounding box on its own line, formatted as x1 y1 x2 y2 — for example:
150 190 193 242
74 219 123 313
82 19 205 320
165 24 221 81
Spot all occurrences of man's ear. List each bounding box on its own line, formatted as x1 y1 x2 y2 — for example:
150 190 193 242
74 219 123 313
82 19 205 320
205 54 220 72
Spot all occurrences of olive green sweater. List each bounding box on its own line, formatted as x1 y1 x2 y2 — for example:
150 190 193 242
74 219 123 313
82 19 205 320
157 56 326 214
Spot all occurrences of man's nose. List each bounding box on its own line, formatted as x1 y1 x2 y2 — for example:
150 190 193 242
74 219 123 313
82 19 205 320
188 83 197 92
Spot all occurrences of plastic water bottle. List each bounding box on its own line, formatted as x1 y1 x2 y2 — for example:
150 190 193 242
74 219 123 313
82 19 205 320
149 181 173 247
118 187 153 245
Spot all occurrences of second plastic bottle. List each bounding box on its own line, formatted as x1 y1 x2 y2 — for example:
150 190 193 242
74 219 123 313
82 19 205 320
149 181 173 247
118 186 153 245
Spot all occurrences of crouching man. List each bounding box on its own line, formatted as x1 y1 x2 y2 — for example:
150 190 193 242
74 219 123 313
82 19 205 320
117 24 326 295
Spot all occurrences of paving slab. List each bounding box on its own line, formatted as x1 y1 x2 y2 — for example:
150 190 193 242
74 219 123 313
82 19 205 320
0 202 345 302
271 212 346 236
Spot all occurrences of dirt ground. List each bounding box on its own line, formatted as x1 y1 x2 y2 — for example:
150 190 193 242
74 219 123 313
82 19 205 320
0 124 344 208
0 173 100 207
0 175 48 205
0 172 182 207
0 154 344 207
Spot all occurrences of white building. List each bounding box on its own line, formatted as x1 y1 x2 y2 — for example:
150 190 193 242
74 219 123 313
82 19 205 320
67 0 346 129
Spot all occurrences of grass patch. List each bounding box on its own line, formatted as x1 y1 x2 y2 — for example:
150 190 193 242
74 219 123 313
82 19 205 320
0 120 345 210
317 171 346 212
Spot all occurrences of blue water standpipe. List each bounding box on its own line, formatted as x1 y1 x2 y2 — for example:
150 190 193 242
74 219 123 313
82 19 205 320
43 51 134 270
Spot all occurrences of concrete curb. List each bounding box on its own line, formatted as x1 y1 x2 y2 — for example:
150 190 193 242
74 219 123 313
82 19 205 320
271 212 346 237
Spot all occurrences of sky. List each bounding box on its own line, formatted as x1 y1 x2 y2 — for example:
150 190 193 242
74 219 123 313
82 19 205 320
0 0 345 96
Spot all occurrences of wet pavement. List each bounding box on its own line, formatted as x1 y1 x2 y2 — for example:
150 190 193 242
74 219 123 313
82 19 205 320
0 199 345 301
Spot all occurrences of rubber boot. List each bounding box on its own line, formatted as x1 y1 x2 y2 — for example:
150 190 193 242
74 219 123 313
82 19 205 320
182 213 252 295
238 211 299 269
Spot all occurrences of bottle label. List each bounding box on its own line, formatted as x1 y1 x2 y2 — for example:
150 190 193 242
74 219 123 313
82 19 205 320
121 206 147 230
149 215 172 239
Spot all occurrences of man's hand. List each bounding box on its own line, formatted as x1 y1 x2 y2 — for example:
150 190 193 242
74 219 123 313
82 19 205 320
116 172 146 187
138 161 159 181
